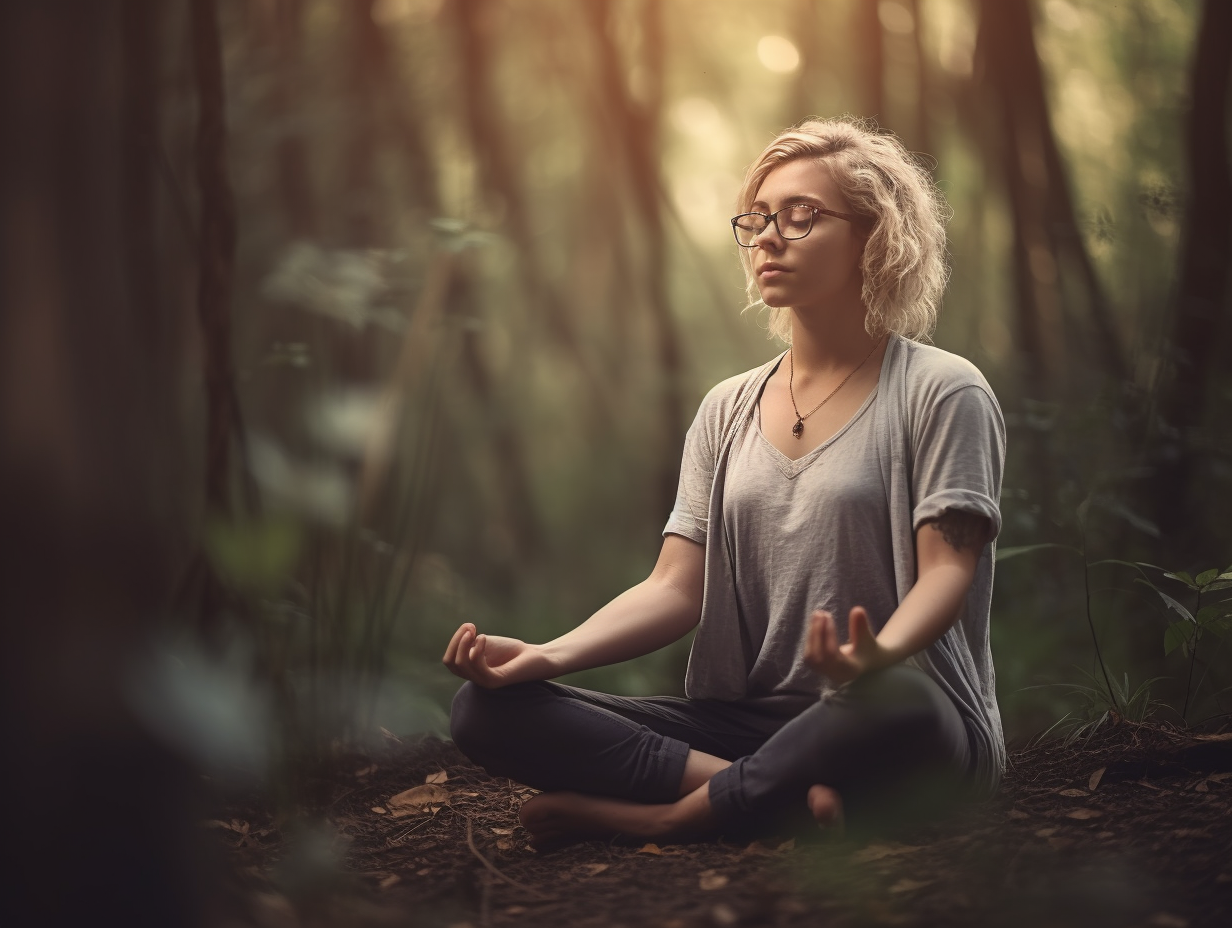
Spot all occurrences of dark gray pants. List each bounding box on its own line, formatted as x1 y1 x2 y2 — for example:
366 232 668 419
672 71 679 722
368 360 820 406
449 665 973 838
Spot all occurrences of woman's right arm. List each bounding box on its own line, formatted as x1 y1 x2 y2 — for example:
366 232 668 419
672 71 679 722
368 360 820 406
442 533 705 689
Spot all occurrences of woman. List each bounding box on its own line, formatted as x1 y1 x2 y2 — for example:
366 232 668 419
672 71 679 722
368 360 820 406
444 118 1005 847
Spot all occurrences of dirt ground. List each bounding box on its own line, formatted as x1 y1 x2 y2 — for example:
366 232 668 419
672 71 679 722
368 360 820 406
214 722 1232 928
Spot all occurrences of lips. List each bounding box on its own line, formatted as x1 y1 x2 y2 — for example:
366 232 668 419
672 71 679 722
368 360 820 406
757 263 789 279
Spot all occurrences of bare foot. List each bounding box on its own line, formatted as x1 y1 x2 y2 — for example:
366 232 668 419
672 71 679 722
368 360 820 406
518 792 677 850
807 784 845 836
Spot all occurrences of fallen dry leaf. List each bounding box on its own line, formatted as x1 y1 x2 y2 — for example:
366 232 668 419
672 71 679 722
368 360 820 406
638 843 663 855
1088 766 1106 790
1193 732 1232 742
1058 788 1088 798
776 838 796 852
711 903 738 926
1149 912 1189 928
1066 808 1102 820
581 863 609 877
1034 827 1059 838
387 784 452 817
854 843 921 863
1194 780 1210 793
1208 772 1232 783
370 806 388 815
504 906 527 916
496 838 513 851
425 770 449 784
378 874 400 890
699 870 729 891
490 827 513 835
889 879 933 894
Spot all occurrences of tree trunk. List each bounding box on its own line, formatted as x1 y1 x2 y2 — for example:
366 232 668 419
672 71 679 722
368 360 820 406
450 0 615 424
975 0 1127 390
587 0 685 520
121 0 162 357
856 0 885 120
190 0 240 517
1 3 208 923
1153 0 1232 545
271 0 317 238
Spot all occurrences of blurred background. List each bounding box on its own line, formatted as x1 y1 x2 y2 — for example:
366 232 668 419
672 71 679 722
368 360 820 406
2 0 1230 919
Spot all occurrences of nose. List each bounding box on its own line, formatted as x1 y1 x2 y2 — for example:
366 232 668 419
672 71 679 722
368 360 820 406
752 222 785 250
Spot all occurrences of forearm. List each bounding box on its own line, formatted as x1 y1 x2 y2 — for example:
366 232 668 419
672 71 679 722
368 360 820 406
539 575 700 676
873 561 974 665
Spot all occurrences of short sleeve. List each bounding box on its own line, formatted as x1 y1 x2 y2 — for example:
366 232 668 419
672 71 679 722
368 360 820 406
663 401 716 544
911 384 1005 541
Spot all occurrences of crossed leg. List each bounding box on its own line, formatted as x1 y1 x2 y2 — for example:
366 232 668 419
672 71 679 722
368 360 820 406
452 667 962 849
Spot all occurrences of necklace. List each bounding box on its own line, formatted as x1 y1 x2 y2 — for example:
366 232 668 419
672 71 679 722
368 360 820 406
788 337 884 439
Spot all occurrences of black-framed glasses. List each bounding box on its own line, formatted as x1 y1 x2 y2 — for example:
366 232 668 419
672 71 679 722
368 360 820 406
730 203 861 247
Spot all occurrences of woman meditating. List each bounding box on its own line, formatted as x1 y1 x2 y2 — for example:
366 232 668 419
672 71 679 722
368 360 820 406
444 117 1005 846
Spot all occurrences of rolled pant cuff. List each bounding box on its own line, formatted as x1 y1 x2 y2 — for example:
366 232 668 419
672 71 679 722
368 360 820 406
706 758 752 833
641 735 692 803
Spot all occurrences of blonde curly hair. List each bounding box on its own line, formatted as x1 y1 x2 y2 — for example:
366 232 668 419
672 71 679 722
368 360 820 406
736 117 950 343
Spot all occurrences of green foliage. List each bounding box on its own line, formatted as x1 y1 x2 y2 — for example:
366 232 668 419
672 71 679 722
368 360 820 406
1029 668 1166 747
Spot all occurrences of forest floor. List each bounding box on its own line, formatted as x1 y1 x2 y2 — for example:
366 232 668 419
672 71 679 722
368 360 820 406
214 722 1232 928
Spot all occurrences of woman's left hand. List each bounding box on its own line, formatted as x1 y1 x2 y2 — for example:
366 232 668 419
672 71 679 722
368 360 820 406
804 606 894 684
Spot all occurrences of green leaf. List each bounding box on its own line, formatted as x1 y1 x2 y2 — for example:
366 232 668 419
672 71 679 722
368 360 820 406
995 543 1082 563
1207 615 1232 638
1196 568 1220 587
1163 571 1197 589
1201 580 1232 593
1135 578 1195 622
1164 621 1193 656
204 516 303 594
1196 604 1232 626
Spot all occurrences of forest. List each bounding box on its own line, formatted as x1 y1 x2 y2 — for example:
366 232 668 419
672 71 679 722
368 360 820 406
2 0 1230 926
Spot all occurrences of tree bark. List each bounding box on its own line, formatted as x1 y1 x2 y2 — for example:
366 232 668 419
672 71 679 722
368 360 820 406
271 0 317 238
1154 0 1232 544
121 0 162 357
1 3 208 923
190 0 240 517
450 0 615 423
975 0 1127 390
856 0 885 120
586 0 685 520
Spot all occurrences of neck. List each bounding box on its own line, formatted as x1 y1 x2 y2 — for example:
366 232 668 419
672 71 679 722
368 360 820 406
788 302 882 375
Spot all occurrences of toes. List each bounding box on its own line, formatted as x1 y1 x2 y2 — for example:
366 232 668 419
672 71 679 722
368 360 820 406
807 784 845 831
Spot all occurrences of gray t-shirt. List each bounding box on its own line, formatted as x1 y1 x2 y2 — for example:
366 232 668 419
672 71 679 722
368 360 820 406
663 335 1006 796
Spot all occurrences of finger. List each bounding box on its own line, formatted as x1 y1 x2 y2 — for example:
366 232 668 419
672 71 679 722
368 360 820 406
443 623 474 667
454 629 481 679
848 607 871 647
823 611 840 659
806 611 825 663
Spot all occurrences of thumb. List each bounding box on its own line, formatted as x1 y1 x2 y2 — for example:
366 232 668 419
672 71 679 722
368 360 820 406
848 607 874 649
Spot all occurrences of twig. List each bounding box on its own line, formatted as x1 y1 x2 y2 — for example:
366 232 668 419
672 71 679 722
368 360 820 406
464 816 555 901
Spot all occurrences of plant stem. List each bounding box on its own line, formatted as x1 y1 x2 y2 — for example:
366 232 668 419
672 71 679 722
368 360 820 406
1181 590 1202 724
1081 524 1118 712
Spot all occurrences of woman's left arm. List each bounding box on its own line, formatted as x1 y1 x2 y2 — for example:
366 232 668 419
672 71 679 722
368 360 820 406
805 509 989 683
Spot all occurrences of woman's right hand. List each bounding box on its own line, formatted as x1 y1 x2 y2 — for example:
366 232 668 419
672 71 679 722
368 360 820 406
442 623 556 689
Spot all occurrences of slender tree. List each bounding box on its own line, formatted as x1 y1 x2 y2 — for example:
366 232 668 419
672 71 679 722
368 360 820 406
190 0 242 516
586 0 685 519
1153 0 1232 545
2 3 208 922
974 0 1127 390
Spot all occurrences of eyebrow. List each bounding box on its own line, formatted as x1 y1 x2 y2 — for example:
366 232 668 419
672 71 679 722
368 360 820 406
750 193 826 210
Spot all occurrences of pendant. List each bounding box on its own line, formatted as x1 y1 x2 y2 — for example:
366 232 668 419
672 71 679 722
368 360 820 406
792 418 805 439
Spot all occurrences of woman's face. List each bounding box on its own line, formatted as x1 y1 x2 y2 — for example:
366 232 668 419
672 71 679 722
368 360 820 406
747 158 865 316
